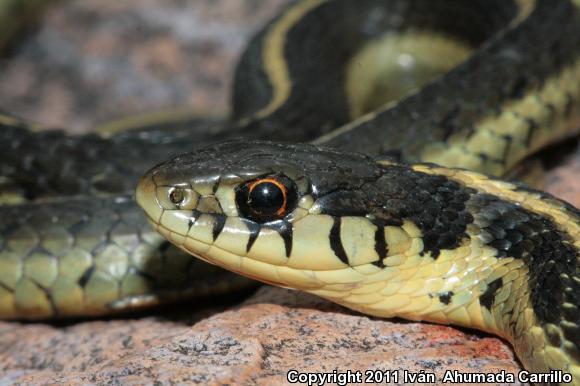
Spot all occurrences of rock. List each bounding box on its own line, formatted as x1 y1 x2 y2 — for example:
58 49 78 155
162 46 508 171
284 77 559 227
0 287 526 385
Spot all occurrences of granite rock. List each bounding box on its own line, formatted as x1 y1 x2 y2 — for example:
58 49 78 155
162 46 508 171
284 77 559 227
0 287 526 385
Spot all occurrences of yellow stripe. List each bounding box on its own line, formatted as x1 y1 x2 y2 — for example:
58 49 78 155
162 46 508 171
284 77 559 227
419 58 580 176
0 114 22 126
95 107 224 138
0 113 42 131
255 0 329 119
512 0 536 25
314 0 540 148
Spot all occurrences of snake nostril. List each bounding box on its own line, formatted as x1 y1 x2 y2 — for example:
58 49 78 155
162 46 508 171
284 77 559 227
169 188 186 205
159 186 199 210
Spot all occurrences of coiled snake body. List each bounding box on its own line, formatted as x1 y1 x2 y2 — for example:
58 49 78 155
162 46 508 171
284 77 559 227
2 0 580 382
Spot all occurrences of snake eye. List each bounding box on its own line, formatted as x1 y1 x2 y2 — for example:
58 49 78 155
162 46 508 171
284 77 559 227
236 175 297 223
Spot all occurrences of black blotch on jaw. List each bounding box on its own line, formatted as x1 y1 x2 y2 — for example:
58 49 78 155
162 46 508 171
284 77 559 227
372 221 387 268
329 217 348 265
242 218 261 252
265 220 293 257
212 214 227 241
480 278 503 310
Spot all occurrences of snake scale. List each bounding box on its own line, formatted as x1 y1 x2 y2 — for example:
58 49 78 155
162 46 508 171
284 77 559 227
1 0 580 382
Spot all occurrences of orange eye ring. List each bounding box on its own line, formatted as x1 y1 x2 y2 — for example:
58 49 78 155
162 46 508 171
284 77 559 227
235 175 298 223
247 177 288 217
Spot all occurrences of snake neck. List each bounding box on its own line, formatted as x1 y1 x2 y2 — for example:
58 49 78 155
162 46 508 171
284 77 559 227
311 263 574 380
303 162 580 379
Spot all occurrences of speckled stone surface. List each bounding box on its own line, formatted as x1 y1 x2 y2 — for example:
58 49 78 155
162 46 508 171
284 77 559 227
0 287 527 385
0 1 577 385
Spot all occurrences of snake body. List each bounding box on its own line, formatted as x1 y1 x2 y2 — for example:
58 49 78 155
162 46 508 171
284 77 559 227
1 0 580 381
135 0 580 381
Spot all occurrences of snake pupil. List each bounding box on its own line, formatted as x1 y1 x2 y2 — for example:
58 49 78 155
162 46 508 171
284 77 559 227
249 182 285 215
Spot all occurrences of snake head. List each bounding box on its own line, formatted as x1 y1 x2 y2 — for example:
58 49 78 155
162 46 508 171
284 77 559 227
136 139 385 289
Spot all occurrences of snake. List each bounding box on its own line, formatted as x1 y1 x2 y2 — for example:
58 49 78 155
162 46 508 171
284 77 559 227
134 0 580 382
1 0 579 381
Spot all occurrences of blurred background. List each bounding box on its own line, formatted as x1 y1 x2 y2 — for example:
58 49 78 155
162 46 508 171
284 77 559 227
0 0 291 133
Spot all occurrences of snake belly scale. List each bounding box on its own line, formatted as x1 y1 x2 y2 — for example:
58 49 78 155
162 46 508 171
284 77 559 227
136 0 580 382
0 0 579 382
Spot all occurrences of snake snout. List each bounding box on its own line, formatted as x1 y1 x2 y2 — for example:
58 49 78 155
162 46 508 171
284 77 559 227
136 172 162 223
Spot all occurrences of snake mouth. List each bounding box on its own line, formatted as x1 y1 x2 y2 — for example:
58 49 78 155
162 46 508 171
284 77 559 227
152 219 296 289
